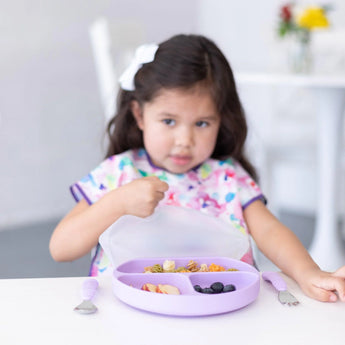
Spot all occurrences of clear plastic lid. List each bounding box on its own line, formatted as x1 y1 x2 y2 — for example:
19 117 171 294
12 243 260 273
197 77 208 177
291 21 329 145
99 205 249 268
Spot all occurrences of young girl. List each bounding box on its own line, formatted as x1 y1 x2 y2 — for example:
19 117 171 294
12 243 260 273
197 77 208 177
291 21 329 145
50 34 345 302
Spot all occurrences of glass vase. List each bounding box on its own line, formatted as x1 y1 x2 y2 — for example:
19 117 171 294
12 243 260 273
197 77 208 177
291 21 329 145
287 30 312 74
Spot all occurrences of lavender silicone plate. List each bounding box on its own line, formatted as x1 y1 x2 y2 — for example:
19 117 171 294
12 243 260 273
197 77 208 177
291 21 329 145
112 256 260 316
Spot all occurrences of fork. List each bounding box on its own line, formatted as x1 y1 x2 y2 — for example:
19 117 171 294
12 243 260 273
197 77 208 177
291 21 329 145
262 271 300 306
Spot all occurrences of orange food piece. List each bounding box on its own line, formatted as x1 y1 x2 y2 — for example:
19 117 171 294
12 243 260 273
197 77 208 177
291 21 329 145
209 263 226 272
156 284 180 295
141 283 157 292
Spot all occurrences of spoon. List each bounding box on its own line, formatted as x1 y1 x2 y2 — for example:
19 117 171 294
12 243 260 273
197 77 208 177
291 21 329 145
74 278 99 314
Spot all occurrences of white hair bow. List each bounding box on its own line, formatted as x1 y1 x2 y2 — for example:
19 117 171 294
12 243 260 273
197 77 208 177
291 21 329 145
119 43 159 91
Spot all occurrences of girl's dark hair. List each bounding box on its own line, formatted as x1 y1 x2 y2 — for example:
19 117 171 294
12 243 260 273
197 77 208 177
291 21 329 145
106 34 257 181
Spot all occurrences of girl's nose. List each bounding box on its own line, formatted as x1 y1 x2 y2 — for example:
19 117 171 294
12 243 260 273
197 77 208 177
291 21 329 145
175 126 194 147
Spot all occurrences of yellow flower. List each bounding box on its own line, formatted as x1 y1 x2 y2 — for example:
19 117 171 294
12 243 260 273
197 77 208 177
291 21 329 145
296 6 329 30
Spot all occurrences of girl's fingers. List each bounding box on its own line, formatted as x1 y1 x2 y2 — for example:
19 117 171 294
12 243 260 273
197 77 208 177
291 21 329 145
310 275 345 302
331 278 345 301
331 267 345 301
308 286 338 302
143 176 169 192
333 265 345 278
154 179 169 192
158 181 169 192
156 191 166 201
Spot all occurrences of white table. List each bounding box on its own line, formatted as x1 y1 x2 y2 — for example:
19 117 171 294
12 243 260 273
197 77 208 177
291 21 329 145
235 72 345 271
0 275 344 345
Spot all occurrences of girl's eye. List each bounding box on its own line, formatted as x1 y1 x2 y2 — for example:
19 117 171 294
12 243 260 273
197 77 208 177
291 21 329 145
196 121 209 128
162 119 175 126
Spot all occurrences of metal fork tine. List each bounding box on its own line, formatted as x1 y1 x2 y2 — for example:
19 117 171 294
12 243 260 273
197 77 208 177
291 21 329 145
278 290 299 306
263 271 300 307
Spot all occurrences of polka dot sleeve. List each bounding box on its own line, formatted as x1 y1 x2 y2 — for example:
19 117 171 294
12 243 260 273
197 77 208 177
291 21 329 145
233 161 266 209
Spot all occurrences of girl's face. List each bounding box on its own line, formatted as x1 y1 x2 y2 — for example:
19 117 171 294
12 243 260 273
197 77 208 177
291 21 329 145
132 87 221 174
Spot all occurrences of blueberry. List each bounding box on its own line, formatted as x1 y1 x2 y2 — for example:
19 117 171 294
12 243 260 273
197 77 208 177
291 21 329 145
202 287 215 294
193 284 202 292
223 284 236 293
210 282 224 293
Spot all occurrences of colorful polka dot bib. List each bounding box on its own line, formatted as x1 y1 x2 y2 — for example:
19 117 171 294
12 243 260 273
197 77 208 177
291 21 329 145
70 149 264 276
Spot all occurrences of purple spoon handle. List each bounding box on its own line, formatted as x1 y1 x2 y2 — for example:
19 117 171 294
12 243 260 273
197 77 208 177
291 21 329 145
81 278 99 300
262 271 287 292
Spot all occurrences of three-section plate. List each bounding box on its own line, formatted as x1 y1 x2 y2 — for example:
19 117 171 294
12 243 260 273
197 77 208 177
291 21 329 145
112 256 260 316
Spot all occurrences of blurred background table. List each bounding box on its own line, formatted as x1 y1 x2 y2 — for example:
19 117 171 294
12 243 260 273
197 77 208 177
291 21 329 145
235 72 345 271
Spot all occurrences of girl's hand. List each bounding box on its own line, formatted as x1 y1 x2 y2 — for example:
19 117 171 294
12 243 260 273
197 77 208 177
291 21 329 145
117 176 169 218
297 266 345 302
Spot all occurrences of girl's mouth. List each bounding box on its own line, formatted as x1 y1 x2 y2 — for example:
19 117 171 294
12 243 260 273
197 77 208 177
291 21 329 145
170 155 192 165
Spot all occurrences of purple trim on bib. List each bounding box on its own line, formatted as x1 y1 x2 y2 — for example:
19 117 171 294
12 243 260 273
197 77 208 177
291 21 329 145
145 151 160 170
242 194 266 210
70 184 93 205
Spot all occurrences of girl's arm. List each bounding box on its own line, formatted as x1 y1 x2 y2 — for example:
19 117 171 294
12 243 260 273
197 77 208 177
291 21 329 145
49 176 168 262
244 200 345 302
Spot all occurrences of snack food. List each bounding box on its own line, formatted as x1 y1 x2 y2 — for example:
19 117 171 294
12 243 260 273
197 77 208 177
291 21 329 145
193 282 236 294
141 283 157 292
141 283 180 295
156 284 180 295
209 263 226 272
144 259 238 273
113 256 260 316
162 260 175 272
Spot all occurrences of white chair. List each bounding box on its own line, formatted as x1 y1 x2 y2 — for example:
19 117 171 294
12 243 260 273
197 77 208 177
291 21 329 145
89 17 145 121
88 17 145 259
89 18 117 122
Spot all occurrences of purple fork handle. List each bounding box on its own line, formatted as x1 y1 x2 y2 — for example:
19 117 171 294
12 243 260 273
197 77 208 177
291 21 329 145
262 271 287 292
81 278 99 300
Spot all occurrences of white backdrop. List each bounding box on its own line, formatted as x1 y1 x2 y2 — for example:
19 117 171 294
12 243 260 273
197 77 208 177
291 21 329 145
0 0 198 229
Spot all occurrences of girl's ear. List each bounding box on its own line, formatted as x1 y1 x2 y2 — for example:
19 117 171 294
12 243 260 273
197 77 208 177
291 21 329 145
131 100 144 130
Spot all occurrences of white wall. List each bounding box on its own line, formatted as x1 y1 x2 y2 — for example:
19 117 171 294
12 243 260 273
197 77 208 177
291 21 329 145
0 0 198 229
